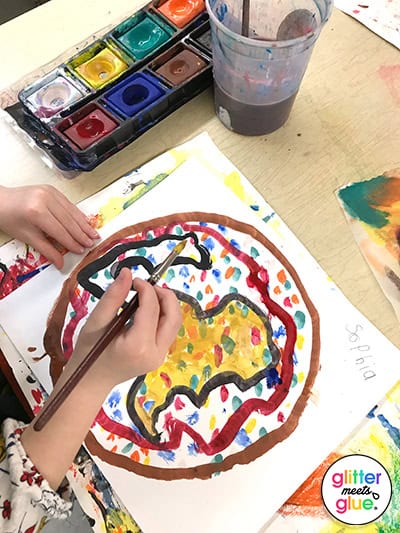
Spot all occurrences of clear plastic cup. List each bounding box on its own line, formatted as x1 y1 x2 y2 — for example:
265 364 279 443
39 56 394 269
205 0 333 135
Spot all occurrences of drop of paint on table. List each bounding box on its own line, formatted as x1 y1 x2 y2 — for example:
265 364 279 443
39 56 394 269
27 346 37 352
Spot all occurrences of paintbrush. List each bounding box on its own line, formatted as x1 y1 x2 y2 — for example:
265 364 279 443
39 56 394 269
242 0 250 37
33 239 188 431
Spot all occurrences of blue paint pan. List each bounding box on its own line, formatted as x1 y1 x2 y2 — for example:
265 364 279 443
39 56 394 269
103 72 167 117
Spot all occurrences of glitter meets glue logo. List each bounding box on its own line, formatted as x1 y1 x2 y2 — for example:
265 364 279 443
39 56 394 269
321 454 392 525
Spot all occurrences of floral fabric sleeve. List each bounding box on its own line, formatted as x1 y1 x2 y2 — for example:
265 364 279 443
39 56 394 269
0 418 72 533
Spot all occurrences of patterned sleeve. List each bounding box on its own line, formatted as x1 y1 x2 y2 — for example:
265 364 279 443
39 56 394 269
0 418 72 533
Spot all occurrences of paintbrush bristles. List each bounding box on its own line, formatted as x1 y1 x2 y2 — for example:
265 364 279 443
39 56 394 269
174 239 187 255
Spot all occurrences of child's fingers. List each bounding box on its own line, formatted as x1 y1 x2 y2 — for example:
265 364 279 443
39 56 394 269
83 268 133 334
128 278 160 340
154 286 182 350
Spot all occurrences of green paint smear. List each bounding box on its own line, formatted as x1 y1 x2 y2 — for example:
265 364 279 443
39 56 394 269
139 382 147 394
255 382 263 397
375 441 400 530
250 246 260 258
104 269 113 279
232 396 242 410
207 316 214 325
178 325 185 337
259 427 267 437
196 290 203 301
199 320 207 339
232 267 241 281
241 305 249 318
291 374 298 387
175 226 183 235
187 343 194 354
190 374 199 389
228 304 235 315
90 272 99 279
294 310 306 329
165 268 175 283
178 360 187 370
229 286 238 294
221 335 235 354
284 280 291 290
338 175 390 228
262 349 272 366
224 256 231 264
121 442 133 454
136 247 146 256
212 454 223 463
122 173 169 210
203 364 212 379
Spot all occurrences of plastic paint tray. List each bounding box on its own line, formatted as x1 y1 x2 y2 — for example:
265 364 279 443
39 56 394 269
3 1 212 172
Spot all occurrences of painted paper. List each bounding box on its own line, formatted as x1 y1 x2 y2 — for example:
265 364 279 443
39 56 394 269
337 168 400 321
334 0 400 49
1 145 399 532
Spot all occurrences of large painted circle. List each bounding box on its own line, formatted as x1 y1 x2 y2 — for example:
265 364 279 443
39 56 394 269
44 213 320 480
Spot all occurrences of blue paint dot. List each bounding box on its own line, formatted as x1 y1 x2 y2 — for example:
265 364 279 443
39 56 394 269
144 400 155 412
218 224 227 232
157 450 176 463
147 254 156 265
230 238 240 249
250 205 260 211
212 269 222 282
183 282 190 290
188 442 199 456
367 405 378 418
265 368 282 389
199 221 208 226
179 265 190 277
203 237 215 250
235 428 252 447
107 390 121 409
112 409 123 422
274 325 286 338
187 412 200 425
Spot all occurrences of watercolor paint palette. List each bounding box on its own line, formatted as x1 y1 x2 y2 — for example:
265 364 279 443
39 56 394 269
4 0 212 172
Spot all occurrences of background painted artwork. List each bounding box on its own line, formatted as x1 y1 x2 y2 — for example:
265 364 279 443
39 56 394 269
338 169 400 321
266 380 400 532
334 0 400 49
0 141 400 532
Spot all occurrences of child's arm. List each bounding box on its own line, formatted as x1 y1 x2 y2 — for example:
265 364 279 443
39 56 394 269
0 184 100 268
0 269 181 530
21 268 182 488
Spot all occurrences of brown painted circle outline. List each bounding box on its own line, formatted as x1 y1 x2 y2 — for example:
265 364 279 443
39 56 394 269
44 212 320 480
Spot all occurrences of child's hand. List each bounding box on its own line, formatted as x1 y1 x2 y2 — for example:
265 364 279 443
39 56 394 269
0 185 99 268
72 268 182 387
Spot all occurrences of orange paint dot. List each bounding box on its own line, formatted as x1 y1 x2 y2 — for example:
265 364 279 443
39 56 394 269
205 284 213 294
187 325 199 339
277 269 286 284
111 445 118 453
291 294 299 304
220 248 228 258
273 286 281 294
225 266 234 279
130 450 140 462
140 447 149 456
